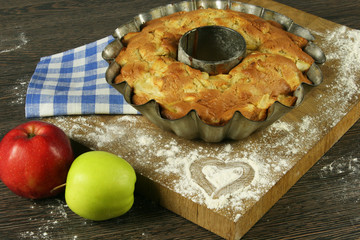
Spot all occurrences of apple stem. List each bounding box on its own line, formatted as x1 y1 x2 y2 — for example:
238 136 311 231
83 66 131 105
27 133 36 139
51 183 66 193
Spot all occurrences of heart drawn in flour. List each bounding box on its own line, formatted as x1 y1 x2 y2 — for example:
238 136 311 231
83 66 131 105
190 157 255 199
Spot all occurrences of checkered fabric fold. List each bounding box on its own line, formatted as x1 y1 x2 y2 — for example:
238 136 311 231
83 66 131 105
25 35 139 118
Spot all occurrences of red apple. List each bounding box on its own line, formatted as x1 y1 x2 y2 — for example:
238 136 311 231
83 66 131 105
0 120 74 199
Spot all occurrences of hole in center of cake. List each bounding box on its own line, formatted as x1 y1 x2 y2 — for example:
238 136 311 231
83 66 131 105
178 25 246 75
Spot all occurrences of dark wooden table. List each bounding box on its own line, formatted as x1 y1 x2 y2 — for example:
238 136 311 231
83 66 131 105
0 0 359 239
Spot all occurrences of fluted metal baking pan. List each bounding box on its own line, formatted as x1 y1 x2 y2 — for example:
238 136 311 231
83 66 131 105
102 0 325 142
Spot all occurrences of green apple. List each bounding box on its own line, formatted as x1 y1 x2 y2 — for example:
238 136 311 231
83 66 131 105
65 151 136 221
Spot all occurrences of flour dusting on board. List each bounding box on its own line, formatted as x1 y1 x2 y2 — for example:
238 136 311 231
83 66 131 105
50 26 360 222
312 26 360 127
322 26 360 96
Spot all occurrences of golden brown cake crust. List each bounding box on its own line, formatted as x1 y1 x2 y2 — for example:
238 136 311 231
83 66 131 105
115 9 314 125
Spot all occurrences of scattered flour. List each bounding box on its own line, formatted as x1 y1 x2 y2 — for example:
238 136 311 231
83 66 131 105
19 199 69 239
322 26 360 96
319 155 360 204
137 135 154 146
0 32 28 54
202 165 244 190
10 77 29 105
320 156 359 178
312 26 360 127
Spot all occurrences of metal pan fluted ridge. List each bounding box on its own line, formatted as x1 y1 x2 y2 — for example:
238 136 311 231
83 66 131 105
102 0 326 142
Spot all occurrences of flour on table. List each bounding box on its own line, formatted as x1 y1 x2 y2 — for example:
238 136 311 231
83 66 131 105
320 156 359 178
8 77 29 105
19 199 70 239
312 26 360 127
318 155 360 204
202 165 244 190
137 135 154 146
0 32 28 54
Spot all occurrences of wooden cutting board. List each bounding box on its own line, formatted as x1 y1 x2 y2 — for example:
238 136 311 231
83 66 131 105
45 0 360 239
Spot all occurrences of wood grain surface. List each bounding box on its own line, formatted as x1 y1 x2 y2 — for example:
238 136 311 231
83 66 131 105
0 1 359 239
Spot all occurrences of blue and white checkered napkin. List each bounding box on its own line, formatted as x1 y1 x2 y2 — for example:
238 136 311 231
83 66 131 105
25 35 139 118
